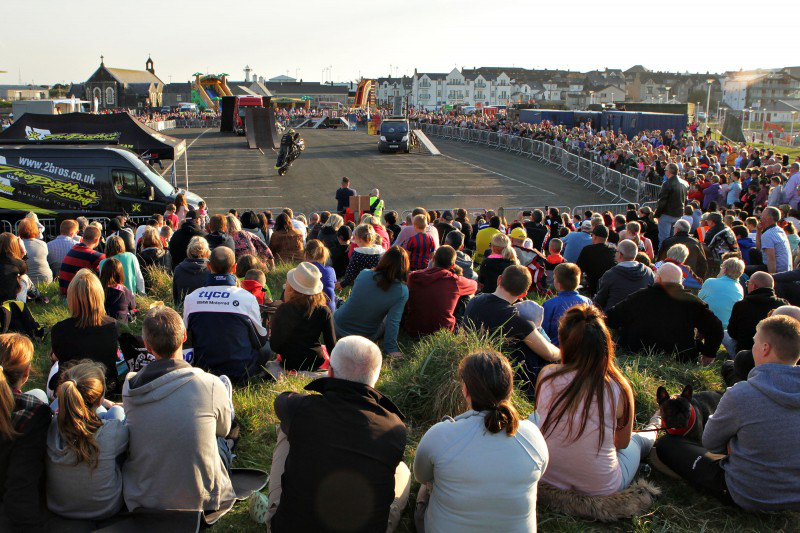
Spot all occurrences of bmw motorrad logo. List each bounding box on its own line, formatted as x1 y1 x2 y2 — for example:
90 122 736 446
232 300 240 307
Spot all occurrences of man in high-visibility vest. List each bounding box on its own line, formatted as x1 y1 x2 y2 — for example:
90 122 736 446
368 188 384 219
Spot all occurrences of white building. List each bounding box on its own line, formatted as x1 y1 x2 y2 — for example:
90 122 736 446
410 68 542 110
375 77 412 106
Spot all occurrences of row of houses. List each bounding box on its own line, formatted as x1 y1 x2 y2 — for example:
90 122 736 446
7 59 799 117
375 65 800 113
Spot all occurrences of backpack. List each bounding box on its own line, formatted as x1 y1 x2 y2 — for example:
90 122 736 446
0 300 44 340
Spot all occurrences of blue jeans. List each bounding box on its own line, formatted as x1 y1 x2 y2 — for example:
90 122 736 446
530 412 656 491
217 437 233 473
657 215 679 253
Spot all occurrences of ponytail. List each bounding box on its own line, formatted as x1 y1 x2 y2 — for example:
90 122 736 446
459 351 521 437
56 362 105 469
483 399 520 436
0 333 35 441
0 367 18 440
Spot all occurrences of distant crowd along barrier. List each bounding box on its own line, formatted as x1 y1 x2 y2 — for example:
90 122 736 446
410 122 663 207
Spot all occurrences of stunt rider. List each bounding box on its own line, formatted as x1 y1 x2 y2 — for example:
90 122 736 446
275 128 298 169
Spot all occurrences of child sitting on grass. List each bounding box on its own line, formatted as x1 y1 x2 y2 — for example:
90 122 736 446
542 238 565 289
241 269 272 306
542 263 592 346
46 360 128 520
100 258 136 324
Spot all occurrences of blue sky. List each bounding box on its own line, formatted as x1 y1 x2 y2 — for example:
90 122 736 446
2 0 796 85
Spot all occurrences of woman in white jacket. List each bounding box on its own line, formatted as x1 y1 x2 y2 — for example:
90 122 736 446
413 351 548 533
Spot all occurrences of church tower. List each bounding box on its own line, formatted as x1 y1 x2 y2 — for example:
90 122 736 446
146 55 155 74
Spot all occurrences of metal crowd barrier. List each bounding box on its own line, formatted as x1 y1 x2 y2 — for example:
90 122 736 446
145 120 177 131
174 119 221 129
1 221 13 233
416 123 668 205
14 218 59 239
86 217 111 230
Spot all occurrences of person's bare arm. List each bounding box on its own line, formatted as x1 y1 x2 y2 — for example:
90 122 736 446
523 329 561 362
764 247 777 274
614 384 635 450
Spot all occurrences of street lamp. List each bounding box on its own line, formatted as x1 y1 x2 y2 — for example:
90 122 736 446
696 101 701 122
664 86 671 103
589 90 594 106
747 108 752 130
791 111 797 146
705 79 713 130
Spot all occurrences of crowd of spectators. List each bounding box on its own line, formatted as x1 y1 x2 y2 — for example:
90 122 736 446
0 126 798 530
412 111 800 191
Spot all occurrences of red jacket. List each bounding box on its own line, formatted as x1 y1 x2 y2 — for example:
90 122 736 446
241 279 266 305
403 267 477 337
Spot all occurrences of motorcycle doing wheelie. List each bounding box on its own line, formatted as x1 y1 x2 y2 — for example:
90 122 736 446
275 131 305 176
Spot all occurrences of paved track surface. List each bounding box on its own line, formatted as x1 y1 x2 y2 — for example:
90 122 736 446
164 127 607 215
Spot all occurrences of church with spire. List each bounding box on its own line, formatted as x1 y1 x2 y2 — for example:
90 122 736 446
83 55 164 110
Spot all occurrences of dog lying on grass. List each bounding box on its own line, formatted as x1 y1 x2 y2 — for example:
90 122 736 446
656 384 722 442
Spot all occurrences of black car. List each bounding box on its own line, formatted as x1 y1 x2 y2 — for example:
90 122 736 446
378 118 410 153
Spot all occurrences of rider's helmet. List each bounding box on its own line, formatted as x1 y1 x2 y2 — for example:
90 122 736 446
287 128 296 136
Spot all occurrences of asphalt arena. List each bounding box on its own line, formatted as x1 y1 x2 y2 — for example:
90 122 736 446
162 127 605 215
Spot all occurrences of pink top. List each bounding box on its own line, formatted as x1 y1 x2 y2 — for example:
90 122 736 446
535 368 622 495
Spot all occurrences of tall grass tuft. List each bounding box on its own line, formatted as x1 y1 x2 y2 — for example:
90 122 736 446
142 266 173 305
380 328 533 427
265 261 297 300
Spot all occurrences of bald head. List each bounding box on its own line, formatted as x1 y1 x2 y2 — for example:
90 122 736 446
209 246 235 274
656 262 683 285
750 271 774 290
773 305 800 322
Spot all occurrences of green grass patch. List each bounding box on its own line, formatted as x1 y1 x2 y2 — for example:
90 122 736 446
21 278 800 532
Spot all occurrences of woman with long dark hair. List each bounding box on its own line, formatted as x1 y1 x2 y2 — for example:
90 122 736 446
532 304 659 495
334 246 409 358
136 227 172 291
174 192 188 224
414 351 548 532
269 213 304 263
0 233 27 301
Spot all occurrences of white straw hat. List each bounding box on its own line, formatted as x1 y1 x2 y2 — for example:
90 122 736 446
286 262 323 295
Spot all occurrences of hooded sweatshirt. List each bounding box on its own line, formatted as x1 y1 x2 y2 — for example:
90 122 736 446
702 363 800 511
122 359 235 512
594 261 655 310
46 418 129 519
172 257 210 305
404 267 478 336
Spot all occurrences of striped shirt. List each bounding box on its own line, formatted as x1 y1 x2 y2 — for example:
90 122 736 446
58 243 105 295
405 232 436 271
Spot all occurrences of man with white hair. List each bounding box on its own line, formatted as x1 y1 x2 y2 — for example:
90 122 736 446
657 218 708 277
606 262 723 364
594 239 655 310
269 336 410 533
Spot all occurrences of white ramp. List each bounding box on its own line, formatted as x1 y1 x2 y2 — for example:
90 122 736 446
412 129 441 156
